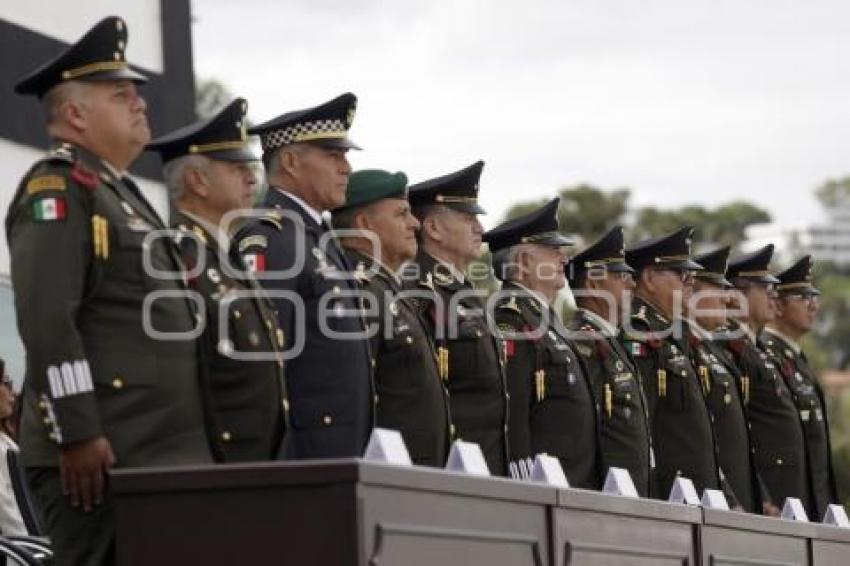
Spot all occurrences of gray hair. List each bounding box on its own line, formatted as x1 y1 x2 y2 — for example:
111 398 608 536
493 244 528 282
43 81 91 126
162 154 211 202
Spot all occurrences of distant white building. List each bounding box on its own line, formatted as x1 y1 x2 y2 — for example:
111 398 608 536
809 198 850 267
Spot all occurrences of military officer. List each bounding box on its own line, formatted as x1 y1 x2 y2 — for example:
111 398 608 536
147 98 288 462
405 161 509 476
761 256 837 519
332 169 451 467
7 17 211 564
233 93 374 459
566 226 653 496
486 199 601 486
687 246 759 512
720 244 802 516
620 227 720 499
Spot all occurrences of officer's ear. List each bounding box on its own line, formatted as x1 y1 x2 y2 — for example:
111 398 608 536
420 213 444 243
182 163 210 198
637 267 655 292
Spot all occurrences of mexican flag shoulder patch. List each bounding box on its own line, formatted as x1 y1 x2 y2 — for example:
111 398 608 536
243 253 266 273
626 341 648 357
32 196 67 222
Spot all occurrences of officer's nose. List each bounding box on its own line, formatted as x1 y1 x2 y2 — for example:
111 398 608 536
471 216 484 234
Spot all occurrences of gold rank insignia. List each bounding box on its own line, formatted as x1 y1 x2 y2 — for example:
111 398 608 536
699 365 711 395
535 369 546 402
437 346 450 380
27 175 66 194
604 383 613 418
741 375 750 404
91 215 109 259
657 368 667 397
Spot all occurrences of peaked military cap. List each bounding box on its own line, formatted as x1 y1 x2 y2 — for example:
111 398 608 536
333 169 408 213
726 244 780 285
483 198 573 253
147 98 254 163
566 225 634 284
15 16 147 98
776 255 820 295
693 246 732 288
249 92 360 155
408 160 486 215
625 226 703 271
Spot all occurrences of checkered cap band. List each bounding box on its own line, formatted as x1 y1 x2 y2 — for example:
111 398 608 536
260 119 347 151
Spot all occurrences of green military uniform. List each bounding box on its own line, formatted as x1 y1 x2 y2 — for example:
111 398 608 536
347 249 451 466
407 161 509 476
720 245 808 513
409 251 508 475
496 285 601 486
621 228 719 498
688 247 759 512
566 226 653 496
148 97 288 462
760 255 837 519
8 16 211 565
332 168 451 467
571 310 651 494
484 198 600 486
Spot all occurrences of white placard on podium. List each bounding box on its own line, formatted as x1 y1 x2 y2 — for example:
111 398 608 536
781 497 810 522
667 477 700 506
530 454 569 487
823 504 850 528
363 428 413 466
602 467 639 498
445 440 491 477
701 489 730 510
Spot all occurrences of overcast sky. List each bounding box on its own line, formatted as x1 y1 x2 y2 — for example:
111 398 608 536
191 0 850 236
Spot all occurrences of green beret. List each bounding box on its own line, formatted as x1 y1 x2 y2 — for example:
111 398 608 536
335 169 408 212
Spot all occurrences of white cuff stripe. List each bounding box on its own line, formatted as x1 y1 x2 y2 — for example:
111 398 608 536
61 362 77 395
47 366 64 398
47 360 94 399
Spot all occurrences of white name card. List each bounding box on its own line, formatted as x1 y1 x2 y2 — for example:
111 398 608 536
363 428 412 467
781 497 810 522
530 454 569 487
602 467 639 498
668 477 700 506
701 489 730 510
823 504 850 528
445 440 491 477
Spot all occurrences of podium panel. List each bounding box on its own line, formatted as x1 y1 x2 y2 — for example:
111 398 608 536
811 524 850 566
699 508 815 566
112 460 555 566
553 489 701 565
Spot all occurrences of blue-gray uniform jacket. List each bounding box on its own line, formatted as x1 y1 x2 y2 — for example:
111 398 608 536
233 188 374 459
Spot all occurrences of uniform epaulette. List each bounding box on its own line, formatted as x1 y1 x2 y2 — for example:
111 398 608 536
238 234 268 253
574 343 594 358
259 211 284 231
44 144 75 164
496 295 522 314
353 261 372 283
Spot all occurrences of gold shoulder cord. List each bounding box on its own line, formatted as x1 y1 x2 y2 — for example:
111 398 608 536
741 375 750 404
535 369 546 402
699 365 711 395
437 346 450 381
91 215 109 259
657 368 667 398
604 383 613 418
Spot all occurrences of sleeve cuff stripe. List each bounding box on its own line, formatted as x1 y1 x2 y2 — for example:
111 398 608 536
47 360 94 399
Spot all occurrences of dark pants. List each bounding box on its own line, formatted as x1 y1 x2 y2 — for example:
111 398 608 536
26 468 115 566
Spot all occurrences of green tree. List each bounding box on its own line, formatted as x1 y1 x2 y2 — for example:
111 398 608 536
502 184 631 243
629 201 770 249
815 177 850 208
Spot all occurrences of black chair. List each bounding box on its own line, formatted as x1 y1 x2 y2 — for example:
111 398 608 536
0 536 41 565
4 450 43 537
